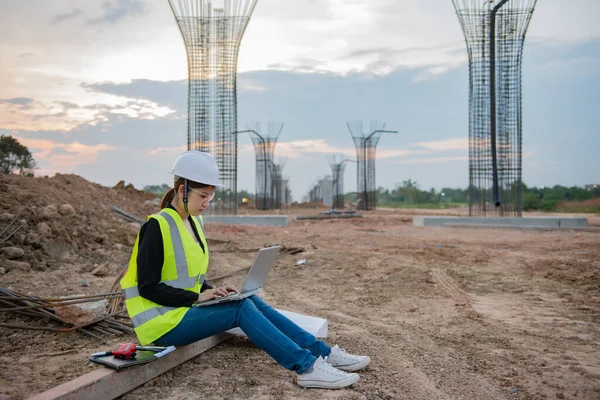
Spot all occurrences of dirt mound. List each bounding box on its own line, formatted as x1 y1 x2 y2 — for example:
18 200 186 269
0 173 158 293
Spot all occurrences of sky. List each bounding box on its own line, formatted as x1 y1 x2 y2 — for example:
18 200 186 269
1 0 599 201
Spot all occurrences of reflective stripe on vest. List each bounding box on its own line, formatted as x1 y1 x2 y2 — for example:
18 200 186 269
155 210 202 289
130 305 178 327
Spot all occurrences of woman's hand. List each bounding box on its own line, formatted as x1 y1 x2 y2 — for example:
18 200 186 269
195 286 238 303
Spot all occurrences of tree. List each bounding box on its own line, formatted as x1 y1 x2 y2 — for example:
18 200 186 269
143 183 172 198
401 179 419 203
0 135 36 175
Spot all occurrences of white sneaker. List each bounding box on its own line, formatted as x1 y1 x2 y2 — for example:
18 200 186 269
326 345 371 372
297 356 360 389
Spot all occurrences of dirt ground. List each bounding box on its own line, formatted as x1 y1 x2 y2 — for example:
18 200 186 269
1 174 599 400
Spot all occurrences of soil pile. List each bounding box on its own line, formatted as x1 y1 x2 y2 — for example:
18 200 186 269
0 173 158 295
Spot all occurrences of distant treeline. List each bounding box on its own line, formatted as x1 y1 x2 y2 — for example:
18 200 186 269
344 179 600 212
143 184 254 202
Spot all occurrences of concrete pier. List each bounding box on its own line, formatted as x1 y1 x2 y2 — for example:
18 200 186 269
203 215 288 227
413 216 588 229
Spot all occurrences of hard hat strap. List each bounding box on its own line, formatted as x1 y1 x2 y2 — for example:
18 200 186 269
183 179 190 215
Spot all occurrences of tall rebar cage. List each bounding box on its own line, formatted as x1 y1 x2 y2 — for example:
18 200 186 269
452 0 537 217
282 177 291 206
247 121 283 210
318 176 334 207
271 158 287 209
169 0 258 215
307 182 321 204
347 121 387 210
327 155 350 210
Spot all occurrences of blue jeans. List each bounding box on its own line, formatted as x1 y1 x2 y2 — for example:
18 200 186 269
154 295 331 374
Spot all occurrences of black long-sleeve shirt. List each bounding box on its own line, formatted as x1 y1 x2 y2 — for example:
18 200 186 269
137 204 212 307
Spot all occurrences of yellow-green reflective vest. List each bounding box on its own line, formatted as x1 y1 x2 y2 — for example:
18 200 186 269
120 208 209 345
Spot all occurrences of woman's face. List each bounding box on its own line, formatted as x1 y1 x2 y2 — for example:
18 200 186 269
186 186 216 215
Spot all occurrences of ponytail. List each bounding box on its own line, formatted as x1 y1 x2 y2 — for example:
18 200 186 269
160 188 176 209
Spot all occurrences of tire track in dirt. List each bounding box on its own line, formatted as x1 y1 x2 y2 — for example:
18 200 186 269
431 268 473 306
430 268 566 328
429 267 588 331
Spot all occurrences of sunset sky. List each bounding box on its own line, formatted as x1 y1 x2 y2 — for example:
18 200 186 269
1 0 598 200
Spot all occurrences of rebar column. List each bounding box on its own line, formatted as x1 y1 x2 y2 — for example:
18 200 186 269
268 157 286 209
283 178 291 206
169 0 258 215
328 155 356 210
347 121 397 210
452 0 537 217
246 121 283 210
308 183 321 204
318 175 334 207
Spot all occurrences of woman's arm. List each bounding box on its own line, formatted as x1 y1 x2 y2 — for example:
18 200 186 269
137 219 199 307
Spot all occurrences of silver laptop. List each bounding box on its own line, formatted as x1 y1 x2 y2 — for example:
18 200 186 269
195 246 280 307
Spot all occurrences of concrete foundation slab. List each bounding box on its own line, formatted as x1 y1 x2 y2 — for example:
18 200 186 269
295 214 363 220
413 216 589 229
203 215 288 227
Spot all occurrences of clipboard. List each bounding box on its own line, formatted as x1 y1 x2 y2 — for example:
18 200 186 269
89 347 175 370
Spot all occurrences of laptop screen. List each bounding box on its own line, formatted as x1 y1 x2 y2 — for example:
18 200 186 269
239 246 280 294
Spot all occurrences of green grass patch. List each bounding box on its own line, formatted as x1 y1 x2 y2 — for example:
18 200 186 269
554 205 600 214
377 202 467 209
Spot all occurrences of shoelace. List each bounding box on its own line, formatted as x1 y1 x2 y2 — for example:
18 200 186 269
333 347 354 361
323 364 347 376
317 360 348 377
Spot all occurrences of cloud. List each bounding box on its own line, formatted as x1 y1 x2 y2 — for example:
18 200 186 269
82 79 187 111
264 43 466 78
261 139 355 159
0 93 175 132
393 156 467 165
378 148 429 159
238 79 268 93
338 47 391 60
148 146 186 157
412 138 469 151
265 62 331 75
51 9 84 24
89 0 145 25
13 135 116 172
241 139 432 161
266 57 327 73
0 98 35 108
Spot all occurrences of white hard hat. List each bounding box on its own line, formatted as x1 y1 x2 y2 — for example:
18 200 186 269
169 150 224 187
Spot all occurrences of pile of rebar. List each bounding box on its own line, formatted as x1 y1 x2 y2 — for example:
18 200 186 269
0 202 30 246
0 287 133 340
111 206 145 224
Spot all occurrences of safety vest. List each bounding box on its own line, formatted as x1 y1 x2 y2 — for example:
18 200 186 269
120 208 209 345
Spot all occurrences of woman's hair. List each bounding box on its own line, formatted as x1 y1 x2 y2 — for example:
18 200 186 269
160 176 213 209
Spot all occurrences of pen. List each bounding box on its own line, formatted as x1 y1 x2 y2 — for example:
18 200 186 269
154 346 176 358
90 351 113 357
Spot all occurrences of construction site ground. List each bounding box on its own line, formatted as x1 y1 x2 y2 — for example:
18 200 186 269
1 174 599 400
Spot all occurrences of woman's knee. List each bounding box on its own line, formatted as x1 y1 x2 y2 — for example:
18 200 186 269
248 294 271 311
236 297 258 321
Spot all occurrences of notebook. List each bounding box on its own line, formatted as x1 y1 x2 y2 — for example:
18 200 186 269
88 346 176 370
